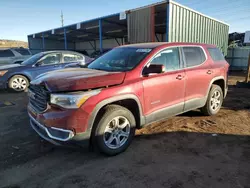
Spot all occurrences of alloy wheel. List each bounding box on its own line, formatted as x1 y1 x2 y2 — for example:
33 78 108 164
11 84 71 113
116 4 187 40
210 90 221 111
103 116 130 149
11 77 27 91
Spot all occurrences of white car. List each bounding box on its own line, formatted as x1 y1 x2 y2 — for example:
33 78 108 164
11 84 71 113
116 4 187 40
0 48 32 65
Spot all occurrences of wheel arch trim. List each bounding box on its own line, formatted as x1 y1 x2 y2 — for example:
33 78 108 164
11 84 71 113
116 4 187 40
206 76 226 98
87 94 145 131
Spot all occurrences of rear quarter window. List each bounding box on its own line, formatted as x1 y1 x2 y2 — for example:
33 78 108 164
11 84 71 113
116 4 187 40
76 54 83 60
0 50 15 57
183 47 206 67
207 48 225 61
63 54 78 62
14 48 31 55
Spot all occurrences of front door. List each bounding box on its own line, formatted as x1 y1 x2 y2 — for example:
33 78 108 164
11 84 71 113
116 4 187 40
142 47 185 123
30 53 62 78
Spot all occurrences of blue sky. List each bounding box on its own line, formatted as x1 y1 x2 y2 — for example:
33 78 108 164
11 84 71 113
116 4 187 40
0 0 249 41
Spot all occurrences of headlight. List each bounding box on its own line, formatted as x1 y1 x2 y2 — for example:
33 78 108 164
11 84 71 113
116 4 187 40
50 89 101 109
0 70 8 76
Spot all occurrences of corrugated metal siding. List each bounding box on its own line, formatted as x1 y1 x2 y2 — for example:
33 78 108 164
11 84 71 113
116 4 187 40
168 2 229 55
28 37 74 54
128 7 153 43
226 48 250 71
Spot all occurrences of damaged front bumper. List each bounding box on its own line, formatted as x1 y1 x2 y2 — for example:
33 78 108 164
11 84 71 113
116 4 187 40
29 113 91 147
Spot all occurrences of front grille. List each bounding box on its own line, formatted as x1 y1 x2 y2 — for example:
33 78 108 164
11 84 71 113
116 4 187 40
29 85 49 113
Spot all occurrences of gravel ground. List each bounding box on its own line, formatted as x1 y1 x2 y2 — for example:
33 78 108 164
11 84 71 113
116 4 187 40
0 74 249 188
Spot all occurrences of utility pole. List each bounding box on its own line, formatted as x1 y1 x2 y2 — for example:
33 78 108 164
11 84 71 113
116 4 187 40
61 10 64 27
245 52 250 83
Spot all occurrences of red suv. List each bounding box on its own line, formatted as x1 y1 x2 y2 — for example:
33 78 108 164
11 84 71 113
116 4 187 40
28 42 229 155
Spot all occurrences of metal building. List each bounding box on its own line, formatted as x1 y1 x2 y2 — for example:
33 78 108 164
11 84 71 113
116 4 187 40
28 0 229 55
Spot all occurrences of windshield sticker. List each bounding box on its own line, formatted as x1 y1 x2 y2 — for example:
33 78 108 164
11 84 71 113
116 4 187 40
162 49 173 53
136 49 152 53
154 54 161 58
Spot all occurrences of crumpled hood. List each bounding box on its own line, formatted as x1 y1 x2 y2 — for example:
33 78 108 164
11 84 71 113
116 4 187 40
31 68 126 92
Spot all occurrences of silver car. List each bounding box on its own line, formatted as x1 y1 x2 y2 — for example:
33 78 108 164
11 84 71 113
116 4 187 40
0 48 32 65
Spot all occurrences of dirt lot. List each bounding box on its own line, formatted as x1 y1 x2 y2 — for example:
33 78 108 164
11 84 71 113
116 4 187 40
0 75 249 188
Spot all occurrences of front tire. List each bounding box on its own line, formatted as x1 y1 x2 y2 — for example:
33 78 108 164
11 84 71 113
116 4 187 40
93 105 136 156
8 75 29 92
201 84 223 116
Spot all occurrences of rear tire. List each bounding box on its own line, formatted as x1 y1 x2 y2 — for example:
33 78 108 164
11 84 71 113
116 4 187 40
201 84 223 116
8 75 29 92
93 105 136 156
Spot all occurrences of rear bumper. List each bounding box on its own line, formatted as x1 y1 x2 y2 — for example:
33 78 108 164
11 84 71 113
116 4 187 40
29 113 91 147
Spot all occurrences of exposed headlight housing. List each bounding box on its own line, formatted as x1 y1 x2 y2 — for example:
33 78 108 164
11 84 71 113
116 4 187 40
0 70 8 76
50 89 101 109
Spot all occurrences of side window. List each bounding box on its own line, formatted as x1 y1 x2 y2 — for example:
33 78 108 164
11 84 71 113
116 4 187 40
63 54 79 63
40 53 60 65
14 48 31 55
207 48 225 61
0 50 15 57
183 47 206 68
150 47 180 71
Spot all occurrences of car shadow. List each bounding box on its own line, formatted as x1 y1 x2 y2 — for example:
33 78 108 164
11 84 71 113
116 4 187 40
178 110 203 117
0 88 28 94
235 81 250 88
1 131 249 188
222 84 250 111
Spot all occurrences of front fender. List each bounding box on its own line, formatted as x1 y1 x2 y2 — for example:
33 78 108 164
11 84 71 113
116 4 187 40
7 71 32 82
87 94 145 131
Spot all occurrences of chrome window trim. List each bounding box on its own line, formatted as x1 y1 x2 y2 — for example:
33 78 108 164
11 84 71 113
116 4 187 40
141 45 208 77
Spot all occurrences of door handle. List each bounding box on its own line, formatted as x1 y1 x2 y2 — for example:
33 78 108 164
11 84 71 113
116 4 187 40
207 70 212 74
176 75 184 80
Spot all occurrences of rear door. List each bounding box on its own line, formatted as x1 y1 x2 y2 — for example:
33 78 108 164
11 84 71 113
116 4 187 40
142 47 186 123
30 53 62 78
182 46 213 111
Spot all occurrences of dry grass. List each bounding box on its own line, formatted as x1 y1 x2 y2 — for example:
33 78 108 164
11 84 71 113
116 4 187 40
0 39 28 48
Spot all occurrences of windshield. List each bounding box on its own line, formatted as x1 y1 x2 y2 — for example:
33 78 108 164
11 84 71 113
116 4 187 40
21 53 44 66
87 47 152 72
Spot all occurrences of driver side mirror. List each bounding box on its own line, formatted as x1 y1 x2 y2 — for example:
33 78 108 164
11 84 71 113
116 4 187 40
142 64 165 76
